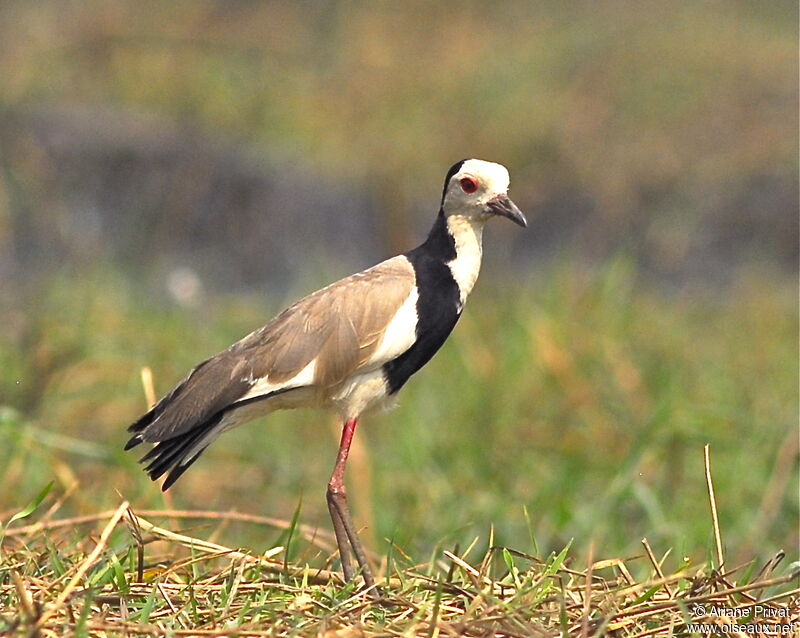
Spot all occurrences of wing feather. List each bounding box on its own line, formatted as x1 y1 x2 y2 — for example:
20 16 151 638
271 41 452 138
127 255 416 444
243 255 415 389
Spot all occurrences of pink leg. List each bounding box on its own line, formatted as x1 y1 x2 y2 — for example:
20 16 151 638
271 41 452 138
326 417 377 591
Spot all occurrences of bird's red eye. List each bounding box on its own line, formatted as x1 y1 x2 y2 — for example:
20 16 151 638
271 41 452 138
460 177 478 193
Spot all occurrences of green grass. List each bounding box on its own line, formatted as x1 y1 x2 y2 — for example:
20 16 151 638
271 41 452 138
1 261 796 566
1 262 797 634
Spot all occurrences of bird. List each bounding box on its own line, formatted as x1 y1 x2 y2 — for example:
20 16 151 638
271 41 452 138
125 158 526 591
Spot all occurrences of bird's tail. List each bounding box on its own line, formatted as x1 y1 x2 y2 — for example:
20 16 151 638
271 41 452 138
127 412 224 490
124 354 285 489
124 357 235 489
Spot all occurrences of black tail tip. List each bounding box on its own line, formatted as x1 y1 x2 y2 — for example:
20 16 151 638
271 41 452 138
124 434 143 451
160 463 191 491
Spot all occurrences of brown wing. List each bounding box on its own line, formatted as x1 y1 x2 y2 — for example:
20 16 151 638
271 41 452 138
236 255 415 388
129 256 415 443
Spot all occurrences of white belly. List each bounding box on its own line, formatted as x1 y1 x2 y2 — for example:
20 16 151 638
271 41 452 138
330 369 395 420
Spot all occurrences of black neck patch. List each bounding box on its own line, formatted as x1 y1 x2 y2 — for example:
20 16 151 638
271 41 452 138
419 211 457 262
440 159 468 205
382 214 461 395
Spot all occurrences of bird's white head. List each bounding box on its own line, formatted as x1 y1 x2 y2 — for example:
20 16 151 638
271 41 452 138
440 159 527 228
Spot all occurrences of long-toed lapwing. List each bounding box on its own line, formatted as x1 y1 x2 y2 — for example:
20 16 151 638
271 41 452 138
125 158 526 590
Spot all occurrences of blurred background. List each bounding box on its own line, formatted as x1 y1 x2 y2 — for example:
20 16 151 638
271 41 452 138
0 1 797 572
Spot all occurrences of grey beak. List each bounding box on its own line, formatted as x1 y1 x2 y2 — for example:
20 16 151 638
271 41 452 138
486 194 527 228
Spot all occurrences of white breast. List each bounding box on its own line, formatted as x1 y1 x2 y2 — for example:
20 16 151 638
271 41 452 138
366 288 419 366
445 215 485 309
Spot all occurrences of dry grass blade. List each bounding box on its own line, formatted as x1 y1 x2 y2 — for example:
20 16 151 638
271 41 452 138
133 514 285 565
442 549 493 588
641 537 673 597
704 444 725 572
580 541 593 638
33 501 129 630
10 570 37 623
140 366 156 410
5 508 339 553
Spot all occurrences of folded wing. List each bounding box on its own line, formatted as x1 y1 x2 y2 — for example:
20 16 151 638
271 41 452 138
126 256 416 449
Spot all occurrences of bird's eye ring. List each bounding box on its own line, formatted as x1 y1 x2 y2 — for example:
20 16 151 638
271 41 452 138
460 177 478 194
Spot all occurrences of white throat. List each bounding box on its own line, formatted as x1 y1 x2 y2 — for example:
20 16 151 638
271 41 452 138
445 214 485 309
